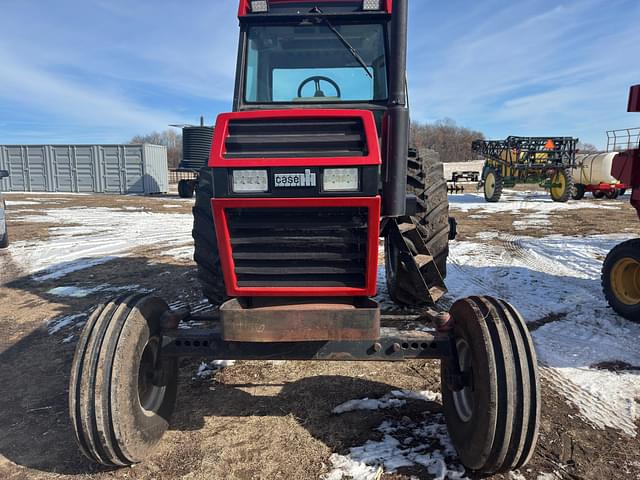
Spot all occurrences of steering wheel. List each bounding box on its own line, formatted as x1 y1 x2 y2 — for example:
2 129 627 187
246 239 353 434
297 76 342 99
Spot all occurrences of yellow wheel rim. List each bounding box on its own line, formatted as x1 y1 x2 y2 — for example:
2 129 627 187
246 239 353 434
484 172 496 199
550 171 567 199
611 257 640 305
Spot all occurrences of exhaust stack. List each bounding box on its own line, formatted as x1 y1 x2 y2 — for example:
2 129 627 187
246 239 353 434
382 0 409 216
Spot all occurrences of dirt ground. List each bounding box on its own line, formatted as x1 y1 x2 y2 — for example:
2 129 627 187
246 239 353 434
0 188 639 480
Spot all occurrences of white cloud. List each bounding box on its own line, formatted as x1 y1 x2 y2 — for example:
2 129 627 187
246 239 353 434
407 0 640 146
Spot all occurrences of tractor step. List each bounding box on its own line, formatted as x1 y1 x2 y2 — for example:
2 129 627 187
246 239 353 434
387 219 447 305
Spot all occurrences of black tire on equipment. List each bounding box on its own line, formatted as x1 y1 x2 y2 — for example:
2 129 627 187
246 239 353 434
178 179 195 198
441 296 540 474
192 167 227 305
404 149 450 276
549 167 574 203
483 166 503 203
605 189 620 199
69 294 178 466
572 184 585 201
385 149 450 306
592 190 605 199
602 239 640 323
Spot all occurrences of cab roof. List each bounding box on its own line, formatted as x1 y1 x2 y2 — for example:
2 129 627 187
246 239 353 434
238 0 393 17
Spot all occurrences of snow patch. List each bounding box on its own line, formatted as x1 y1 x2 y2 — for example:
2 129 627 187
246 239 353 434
195 360 236 379
447 233 640 436
47 285 103 298
323 414 467 480
7 206 193 280
449 191 619 214
46 284 145 298
5 200 41 206
162 245 194 261
332 390 442 414
47 313 87 335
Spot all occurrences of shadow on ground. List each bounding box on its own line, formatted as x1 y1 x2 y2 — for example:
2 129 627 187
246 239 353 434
1 254 638 479
0 255 444 477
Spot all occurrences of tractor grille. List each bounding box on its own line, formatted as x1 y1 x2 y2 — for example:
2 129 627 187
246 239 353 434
224 118 367 159
226 207 368 288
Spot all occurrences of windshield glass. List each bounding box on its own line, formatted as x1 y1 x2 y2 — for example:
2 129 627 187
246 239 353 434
244 23 388 103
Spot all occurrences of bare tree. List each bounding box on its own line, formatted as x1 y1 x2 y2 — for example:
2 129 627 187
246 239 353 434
130 129 182 168
410 118 484 163
576 141 599 153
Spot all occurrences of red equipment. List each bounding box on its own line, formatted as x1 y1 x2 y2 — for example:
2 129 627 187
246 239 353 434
68 1 541 475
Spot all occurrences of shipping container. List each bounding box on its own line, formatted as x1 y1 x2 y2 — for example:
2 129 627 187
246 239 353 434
0 144 168 195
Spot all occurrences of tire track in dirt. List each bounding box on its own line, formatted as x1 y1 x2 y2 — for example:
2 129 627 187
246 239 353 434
540 367 638 437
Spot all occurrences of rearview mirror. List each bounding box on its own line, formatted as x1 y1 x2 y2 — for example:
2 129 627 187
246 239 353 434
0 170 8 179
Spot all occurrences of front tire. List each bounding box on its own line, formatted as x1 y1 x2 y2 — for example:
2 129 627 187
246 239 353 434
69 295 178 466
602 239 640 322
441 296 540 474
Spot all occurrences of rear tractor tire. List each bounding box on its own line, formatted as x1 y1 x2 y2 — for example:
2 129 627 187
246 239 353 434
572 184 585 201
69 294 178 466
483 167 503 203
385 149 450 305
602 239 640 322
192 167 227 306
441 296 540 474
549 167 573 203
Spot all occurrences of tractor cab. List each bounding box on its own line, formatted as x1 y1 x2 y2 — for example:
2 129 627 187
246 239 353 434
234 0 393 130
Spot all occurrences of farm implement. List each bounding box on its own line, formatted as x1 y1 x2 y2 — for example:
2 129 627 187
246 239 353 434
473 136 578 203
69 0 541 475
602 85 640 322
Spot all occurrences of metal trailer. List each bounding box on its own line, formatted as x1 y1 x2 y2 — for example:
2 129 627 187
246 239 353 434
0 144 168 195
0 169 8 248
472 136 578 203
601 85 640 322
69 0 541 476
446 170 480 194
571 150 630 200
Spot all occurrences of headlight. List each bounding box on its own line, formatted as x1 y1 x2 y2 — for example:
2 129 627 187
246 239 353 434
232 170 268 193
323 168 359 192
362 0 382 10
250 0 269 12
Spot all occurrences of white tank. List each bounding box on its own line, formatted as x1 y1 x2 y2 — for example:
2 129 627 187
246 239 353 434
571 152 619 185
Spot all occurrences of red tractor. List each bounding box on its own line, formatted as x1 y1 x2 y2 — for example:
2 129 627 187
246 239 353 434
602 84 640 322
69 0 540 474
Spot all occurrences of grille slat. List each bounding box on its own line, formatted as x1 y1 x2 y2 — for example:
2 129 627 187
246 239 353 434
224 118 367 159
226 207 368 288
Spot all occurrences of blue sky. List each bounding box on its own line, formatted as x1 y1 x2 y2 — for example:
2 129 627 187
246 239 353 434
0 0 638 148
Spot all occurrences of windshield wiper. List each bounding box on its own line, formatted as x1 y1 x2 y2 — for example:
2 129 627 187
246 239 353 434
311 8 373 79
